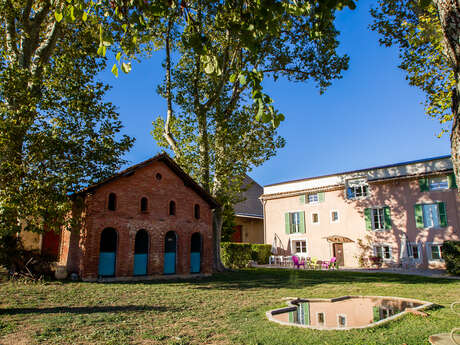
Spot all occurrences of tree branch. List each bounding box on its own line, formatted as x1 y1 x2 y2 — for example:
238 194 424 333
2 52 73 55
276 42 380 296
4 0 19 63
30 20 60 82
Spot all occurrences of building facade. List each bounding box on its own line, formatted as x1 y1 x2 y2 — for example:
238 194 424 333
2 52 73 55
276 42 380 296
58 153 218 281
233 175 264 244
262 156 460 269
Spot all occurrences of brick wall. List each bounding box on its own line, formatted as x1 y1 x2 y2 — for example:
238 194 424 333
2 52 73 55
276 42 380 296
59 160 214 280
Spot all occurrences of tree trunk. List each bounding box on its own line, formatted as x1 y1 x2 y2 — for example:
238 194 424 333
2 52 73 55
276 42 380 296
212 206 226 272
433 0 460 189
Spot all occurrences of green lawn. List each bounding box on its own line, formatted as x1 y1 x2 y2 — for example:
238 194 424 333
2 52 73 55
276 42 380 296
0 268 459 345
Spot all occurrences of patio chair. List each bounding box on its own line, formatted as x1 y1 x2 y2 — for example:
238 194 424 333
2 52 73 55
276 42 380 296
292 255 305 269
310 257 318 269
305 257 312 269
316 260 323 270
322 257 337 270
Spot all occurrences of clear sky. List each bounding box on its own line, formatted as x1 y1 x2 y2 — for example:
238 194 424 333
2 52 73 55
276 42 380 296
100 0 451 187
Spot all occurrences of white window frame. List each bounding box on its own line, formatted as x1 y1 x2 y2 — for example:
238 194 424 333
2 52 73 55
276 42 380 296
289 212 301 233
426 242 444 262
293 240 307 255
373 244 392 261
311 212 320 225
346 178 370 200
407 242 422 263
421 203 442 229
429 176 449 191
308 193 319 204
337 314 347 328
370 207 386 230
316 312 325 326
330 210 339 223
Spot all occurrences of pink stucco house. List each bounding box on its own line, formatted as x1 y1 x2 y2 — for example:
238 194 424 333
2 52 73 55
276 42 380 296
261 155 459 269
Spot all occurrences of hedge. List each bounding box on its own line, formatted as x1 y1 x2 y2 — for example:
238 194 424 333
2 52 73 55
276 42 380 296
251 244 272 264
220 242 272 268
443 240 460 275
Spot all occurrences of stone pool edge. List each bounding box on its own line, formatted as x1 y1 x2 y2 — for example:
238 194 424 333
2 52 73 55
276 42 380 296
266 295 434 331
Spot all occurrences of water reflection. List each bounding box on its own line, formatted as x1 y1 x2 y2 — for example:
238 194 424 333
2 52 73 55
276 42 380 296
270 296 428 330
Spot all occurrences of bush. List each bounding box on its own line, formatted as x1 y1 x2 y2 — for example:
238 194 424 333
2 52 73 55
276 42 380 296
251 244 272 264
220 242 273 268
443 240 460 275
220 242 253 269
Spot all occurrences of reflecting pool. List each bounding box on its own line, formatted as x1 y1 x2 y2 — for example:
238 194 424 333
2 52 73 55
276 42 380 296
267 296 433 330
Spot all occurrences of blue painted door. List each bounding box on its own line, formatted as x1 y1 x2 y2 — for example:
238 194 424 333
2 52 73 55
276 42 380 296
134 230 149 276
190 233 201 273
164 252 176 274
98 252 116 276
190 252 200 273
134 254 148 275
164 231 176 274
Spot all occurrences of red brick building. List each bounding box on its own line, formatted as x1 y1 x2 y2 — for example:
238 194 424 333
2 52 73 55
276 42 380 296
57 153 218 281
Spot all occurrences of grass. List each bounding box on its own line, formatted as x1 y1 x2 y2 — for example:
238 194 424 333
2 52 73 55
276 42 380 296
0 268 459 345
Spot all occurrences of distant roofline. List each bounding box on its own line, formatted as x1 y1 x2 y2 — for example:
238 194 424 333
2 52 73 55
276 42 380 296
264 155 452 188
235 213 264 219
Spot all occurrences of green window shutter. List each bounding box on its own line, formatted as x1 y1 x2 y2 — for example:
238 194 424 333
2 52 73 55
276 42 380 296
299 194 305 204
438 202 447 227
299 211 306 233
301 302 310 325
285 213 291 234
318 192 325 202
414 205 424 228
364 208 372 230
288 311 294 323
384 207 392 229
448 173 458 189
419 178 429 192
373 307 380 322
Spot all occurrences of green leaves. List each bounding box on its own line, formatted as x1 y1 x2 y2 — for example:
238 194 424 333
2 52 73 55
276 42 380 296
55 11 63 23
121 62 132 74
111 64 119 77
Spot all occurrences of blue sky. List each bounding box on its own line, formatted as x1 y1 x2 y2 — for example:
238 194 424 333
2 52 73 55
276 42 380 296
100 0 451 187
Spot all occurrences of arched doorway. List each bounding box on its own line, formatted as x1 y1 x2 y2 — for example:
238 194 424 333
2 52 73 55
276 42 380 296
164 231 177 274
190 232 201 273
98 228 117 277
134 229 149 275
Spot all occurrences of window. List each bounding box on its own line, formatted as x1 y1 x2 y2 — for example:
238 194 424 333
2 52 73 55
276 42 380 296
428 243 443 261
294 240 307 254
312 213 319 224
291 212 300 233
317 312 325 326
108 193 116 211
194 204 200 219
140 197 148 212
429 176 449 190
415 203 447 228
156 173 162 180
338 315 347 328
408 243 420 260
365 207 391 230
308 193 319 203
372 208 385 230
169 200 176 216
285 211 305 234
346 178 369 199
331 211 339 223
374 245 391 260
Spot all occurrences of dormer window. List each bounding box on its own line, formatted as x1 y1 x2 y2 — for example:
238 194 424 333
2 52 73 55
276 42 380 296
140 197 148 212
194 204 200 219
169 201 176 216
346 178 369 199
108 193 117 211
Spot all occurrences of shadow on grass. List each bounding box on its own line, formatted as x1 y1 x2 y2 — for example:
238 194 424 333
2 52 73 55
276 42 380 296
90 268 460 291
0 305 170 315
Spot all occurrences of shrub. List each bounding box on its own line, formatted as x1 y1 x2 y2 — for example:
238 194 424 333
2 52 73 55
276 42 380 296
443 241 460 275
220 242 252 269
251 244 272 264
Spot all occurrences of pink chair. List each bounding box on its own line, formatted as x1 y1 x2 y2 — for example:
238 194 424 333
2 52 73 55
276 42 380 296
322 257 337 270
292 255 305 269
